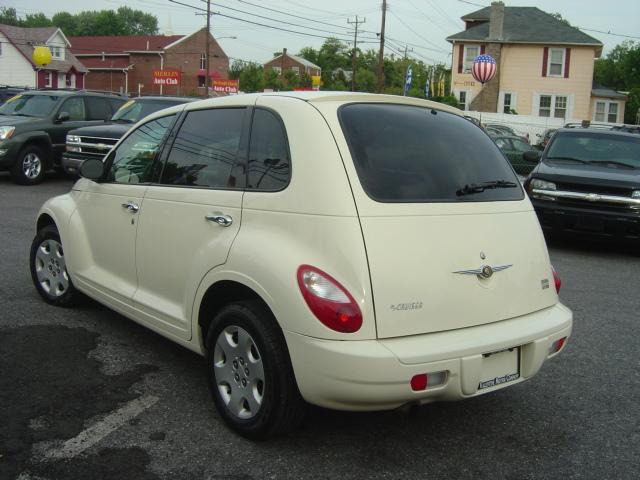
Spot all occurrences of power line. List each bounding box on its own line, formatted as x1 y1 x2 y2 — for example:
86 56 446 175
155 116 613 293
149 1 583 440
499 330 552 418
388 10 449 54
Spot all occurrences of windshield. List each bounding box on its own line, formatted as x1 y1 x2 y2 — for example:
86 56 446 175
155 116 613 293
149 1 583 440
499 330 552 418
111 100 177 123
339 103 523 203
0 94 60 117
547 131 640 168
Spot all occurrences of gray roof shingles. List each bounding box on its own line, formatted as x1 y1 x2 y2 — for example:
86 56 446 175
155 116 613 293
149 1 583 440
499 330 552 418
447 7 602 47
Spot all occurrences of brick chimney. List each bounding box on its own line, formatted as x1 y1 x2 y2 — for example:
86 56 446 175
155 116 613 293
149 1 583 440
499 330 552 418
469 1 504 113
489 1 505 41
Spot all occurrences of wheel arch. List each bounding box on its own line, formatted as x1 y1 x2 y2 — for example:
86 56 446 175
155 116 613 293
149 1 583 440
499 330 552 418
14 131 54 165
197 279 277 354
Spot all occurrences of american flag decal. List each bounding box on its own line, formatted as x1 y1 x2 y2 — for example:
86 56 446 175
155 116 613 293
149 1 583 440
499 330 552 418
472 54 497 84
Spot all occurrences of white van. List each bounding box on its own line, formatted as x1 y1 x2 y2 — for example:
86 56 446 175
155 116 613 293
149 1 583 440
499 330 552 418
31 92 572 439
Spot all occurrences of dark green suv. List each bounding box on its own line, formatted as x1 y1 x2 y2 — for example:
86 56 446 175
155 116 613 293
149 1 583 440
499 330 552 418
0 90 126 184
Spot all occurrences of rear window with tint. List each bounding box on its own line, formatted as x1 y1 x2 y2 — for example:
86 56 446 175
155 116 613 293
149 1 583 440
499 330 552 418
339 103 523 202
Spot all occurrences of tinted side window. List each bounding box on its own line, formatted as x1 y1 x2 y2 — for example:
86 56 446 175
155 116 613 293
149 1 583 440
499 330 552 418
161 108 245 188
85 97 110 120
60 97 85 121
107 115 175 184
247 109 290 191
339 104 523 203
108 98 126 113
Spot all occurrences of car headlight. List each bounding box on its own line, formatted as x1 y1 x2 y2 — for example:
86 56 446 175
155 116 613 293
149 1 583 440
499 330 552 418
632 190 640 199
0 126 16 140
530 179 557 191
66 135 81 144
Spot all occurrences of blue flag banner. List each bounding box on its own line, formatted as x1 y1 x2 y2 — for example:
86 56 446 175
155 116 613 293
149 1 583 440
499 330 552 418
424 78 430 98
403 65 413 96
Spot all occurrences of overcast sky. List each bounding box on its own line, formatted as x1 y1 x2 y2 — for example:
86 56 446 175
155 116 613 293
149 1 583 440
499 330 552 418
6 0 640 66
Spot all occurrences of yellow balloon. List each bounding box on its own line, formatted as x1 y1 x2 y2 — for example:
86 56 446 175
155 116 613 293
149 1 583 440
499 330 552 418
33 46 52 67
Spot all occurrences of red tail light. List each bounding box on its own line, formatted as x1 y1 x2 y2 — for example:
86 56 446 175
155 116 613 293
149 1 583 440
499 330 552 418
552 265 561 293
297 265 362 333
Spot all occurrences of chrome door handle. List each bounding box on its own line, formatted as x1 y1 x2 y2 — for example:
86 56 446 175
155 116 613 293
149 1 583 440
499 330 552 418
121 201 139 213
205 214 233 227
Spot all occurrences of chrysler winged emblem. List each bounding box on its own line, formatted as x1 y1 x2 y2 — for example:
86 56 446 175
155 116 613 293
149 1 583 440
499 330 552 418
453 264 512 279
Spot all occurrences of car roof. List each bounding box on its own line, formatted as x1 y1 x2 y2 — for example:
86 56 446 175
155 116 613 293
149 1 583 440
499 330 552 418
132 96 198 103
493 135 526 141
19 90 125 98
555 127 640 139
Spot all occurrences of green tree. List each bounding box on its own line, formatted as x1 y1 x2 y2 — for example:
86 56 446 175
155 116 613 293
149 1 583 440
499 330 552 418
0 7 20 26
239 64 265 93
22 13 53 28
51 12 78 35
595 41 640 123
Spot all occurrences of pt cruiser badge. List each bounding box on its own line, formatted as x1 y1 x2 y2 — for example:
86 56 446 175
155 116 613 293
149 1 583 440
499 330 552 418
453 264 513 279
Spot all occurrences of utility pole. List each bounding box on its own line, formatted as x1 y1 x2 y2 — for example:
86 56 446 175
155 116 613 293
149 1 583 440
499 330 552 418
205 0 211 98
376 0 387 93
347 16 365 92
403 45 414 60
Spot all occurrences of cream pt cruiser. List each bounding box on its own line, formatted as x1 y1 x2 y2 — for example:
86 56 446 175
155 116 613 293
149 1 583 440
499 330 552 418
31 92 572 439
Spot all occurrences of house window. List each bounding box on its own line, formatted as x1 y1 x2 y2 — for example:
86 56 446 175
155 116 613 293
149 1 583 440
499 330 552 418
538 94 569 118
539 95 552 117
272 66 282 75
594 101 619 123
463 45 480 73
548 48 565 77
608 103 618 123
554 96 567 119
503 92 514 114
44 72 52 88
291 66 300 74
458 91 468 111
49 46 64 60
198 76 205 87
58 73 66 88
200 53 206 70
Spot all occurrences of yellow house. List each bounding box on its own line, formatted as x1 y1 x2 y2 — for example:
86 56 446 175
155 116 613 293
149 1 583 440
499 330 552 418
447 2 626 123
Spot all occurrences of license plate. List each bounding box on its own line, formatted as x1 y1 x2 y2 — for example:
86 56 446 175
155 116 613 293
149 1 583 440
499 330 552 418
478 347 520 390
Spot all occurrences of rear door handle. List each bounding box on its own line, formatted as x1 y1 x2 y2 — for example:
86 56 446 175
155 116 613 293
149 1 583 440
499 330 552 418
205 214 233 227
121 201 139 213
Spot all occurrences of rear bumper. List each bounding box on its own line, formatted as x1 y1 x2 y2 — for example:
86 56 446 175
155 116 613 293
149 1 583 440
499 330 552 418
532 199 640 239
284 303 572 411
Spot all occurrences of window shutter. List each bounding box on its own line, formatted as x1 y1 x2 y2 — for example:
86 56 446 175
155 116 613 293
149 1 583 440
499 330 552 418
542 47 548 77
458 44 464 73
564 48 571 78
480 45 486 55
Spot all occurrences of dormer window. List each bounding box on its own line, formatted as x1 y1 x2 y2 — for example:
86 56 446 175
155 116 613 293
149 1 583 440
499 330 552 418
50 46 64 60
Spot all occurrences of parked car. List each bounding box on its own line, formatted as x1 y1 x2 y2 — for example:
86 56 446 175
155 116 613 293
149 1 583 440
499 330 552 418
535 128 557 150
0 85 29 104
63 96 197 175
524 126 640 240
0 89 126 184
31 92 572 439
485 123 529 143
493 135 540 175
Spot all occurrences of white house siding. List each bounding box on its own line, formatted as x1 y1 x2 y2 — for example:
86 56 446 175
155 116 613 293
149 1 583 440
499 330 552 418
0 32 36 87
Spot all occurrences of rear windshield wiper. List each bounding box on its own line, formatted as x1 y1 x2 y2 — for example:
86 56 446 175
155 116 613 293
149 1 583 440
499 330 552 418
456 180 518 196
588 160 637 170
545 156 589 164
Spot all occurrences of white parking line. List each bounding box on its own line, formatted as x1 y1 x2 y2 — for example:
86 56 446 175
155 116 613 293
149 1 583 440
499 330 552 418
42 394 159 459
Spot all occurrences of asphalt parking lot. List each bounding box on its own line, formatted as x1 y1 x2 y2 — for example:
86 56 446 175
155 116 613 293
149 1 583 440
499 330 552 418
1 174 639 480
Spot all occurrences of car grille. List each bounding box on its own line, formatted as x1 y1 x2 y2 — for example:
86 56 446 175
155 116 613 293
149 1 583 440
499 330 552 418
556 182 633 198
74 136 118 157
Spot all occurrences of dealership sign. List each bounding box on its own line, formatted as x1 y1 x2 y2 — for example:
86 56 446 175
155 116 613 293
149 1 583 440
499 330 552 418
153 70 180 86
212 79 239 94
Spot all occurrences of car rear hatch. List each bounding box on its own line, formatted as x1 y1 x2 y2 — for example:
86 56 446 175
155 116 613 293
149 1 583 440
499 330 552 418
330 101 558 339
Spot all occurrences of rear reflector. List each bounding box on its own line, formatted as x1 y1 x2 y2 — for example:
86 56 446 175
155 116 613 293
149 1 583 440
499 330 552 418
410 371 447 391
552 265 561 293
549 337 567 355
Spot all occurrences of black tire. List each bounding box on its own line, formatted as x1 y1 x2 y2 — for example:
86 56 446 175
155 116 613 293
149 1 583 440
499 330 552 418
205 300 305 439
11 144 47 185
30 225 80 307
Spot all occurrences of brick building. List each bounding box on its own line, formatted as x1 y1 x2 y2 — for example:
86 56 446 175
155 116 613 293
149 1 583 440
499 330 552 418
70 29 229 96
264 48 321 78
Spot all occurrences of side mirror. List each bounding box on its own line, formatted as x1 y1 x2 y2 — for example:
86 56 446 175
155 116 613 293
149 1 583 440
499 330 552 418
79 158 105 181
55 112 70 123
523 150 542 163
